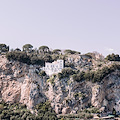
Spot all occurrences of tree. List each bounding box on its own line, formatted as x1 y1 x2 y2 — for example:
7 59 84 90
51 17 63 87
14 48 21 52
22 44 33 52
39 46 49 54
112 108 116 116
0 44 9 53
39 70 46 76
52 49 61 54
64 49 80 54
73 71 85 82
43 54 52 62
105 53 120 61
30 56 44 66
58 68 76 79
6 51 31 64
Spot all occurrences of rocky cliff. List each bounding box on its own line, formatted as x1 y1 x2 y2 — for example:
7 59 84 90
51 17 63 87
0 55 120 114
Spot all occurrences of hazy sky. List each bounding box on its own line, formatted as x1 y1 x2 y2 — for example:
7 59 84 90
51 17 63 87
0 0 120 56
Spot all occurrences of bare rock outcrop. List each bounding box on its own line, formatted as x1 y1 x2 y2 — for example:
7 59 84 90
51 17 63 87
0 55 46 109
91 71 120 112
91 85 104 108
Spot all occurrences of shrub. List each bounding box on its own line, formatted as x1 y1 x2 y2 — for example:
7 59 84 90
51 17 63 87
47 75 56 86
6 51 31 64
72 71 85 82
31 56 44 66
0 104 4 110
106 53 120 61
39 71 46 76
6 51 45 66
65 62 75 68
0 44 9 53
58 68 76 79
84 107 100 114
0 101 58 120
73 64 120 83
64 49 80 54
35 101 57 120
43 54 53 62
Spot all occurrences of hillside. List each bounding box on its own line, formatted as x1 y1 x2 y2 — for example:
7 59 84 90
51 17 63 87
0 50 120 119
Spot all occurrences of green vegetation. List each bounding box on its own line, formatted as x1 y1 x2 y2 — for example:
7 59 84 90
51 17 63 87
83 107 100 114
38 70 46 76
6 51 31 64
73 63 120 83
106 53 120 61
4 44 65 66
112 108 116 116
35 101 57 120
14 48 21 52
58 112 93 120
30 55 45 65
0 44 9 53
58 68 76 79
65 62 75 68
0 101 57 120
64 49 80 54
52 49 61 54
39 46 50 54
1 43 82 67
74 92 85 100
47 75 56 86
72 71 85 82
23 44 33 52
6 51 45 66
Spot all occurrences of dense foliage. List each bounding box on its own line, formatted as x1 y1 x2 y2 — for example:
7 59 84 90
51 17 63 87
6 51 45 66
0 44 9 53
39 46 50 54
58 68 76 79
6 51 31 64
6 51 60 66
64 49 80 54
58 112 93 119
52 49 61 54
73 64 120 83
23 44 33 52
35 101 57 120
0 101 57 120
106 53 120 61
1 43 82 66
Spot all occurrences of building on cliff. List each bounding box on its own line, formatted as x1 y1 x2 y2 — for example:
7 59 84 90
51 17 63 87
41 60 64 76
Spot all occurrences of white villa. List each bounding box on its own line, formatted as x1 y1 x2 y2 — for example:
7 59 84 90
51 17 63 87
41 60 64 76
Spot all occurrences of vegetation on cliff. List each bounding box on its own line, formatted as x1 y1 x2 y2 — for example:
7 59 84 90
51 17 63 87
4 43 120 84
0 101 57 120
73 63 120 83
106 53 120 61
1 43 120 118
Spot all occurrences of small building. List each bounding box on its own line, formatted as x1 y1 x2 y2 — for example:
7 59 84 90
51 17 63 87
41 60 64 76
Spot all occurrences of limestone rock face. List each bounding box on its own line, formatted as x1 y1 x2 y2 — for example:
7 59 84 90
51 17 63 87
62 107 71 114
1 80 21 103
0 55 46 109
102 72 120 112
91 72 120 112
91 85 104 108
0 55 120 114
45 77 92 114
45 72 120 114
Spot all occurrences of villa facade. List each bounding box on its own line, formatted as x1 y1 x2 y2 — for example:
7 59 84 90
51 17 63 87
42 60 64 75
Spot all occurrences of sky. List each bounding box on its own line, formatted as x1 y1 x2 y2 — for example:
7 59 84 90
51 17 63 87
0 0 120 56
